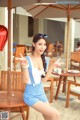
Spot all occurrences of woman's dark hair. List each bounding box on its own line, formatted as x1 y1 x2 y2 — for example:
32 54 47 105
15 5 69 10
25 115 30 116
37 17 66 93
32 33 48 73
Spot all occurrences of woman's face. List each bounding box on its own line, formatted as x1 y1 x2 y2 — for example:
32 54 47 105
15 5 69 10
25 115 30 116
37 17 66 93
33 38 47 55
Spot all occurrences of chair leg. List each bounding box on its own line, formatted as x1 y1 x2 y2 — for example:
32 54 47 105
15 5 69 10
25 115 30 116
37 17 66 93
55 76 63 100
54 78 59 86
49 87 53 103
14 62 16 71
26 106 29 120
20 107 26 120
49 79 54 103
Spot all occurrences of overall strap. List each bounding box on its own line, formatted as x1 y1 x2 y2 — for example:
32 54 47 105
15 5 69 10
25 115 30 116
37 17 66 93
26 56 35 86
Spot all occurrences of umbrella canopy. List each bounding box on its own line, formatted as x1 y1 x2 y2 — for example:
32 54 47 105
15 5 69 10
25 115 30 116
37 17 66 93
0 0 59 7
23 3 80 71
23 3 80 18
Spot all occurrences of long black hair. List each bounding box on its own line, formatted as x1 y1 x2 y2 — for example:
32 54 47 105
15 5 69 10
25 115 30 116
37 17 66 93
32 33 48 72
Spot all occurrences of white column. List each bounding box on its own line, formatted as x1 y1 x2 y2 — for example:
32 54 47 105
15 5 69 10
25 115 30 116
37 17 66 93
4 8 13 70
64 22 67 55
70 19 75 52
38 18 44 33
5 7 8 70
64 18 75 57
11 9 13 70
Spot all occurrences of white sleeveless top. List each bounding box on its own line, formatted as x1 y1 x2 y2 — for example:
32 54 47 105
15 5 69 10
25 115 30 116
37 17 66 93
27 56 44 84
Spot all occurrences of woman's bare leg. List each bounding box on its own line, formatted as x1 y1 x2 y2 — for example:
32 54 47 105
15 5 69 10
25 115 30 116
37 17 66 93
42 102 52 120
32 101 60 120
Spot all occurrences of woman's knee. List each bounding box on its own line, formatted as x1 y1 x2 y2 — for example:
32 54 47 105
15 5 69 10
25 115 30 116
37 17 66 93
43 109 60 120
52 110 60 120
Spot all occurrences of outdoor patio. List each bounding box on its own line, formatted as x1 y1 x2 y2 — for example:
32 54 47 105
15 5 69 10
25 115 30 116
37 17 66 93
0 1 80 120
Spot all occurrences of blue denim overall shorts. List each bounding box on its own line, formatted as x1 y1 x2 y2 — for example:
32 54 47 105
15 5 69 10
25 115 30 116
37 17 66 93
23 56 48 106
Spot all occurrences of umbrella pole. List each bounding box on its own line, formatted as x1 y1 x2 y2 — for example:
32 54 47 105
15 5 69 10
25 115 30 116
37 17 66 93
66 12 70 71
7 0 12 98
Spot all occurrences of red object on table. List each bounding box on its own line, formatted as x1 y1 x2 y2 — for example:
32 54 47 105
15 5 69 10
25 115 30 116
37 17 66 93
0 25 8 51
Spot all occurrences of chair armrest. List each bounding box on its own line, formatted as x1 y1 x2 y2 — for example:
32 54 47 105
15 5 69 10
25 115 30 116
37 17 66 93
47 77 54 85
43 77 54 88
47 77 53 81
68 81 80 86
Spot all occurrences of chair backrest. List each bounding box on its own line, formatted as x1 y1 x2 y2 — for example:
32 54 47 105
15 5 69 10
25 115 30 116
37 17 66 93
47 43 53 53
13 45 27 70
71 52 80 62
46 43 53 57
14 45 26 57
1 71 25 91
66 81 80 107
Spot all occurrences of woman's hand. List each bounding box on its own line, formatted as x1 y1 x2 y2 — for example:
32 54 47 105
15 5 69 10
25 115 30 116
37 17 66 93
16 54 29 83
48 58 61 72
42 58 61 83
16 53 28 67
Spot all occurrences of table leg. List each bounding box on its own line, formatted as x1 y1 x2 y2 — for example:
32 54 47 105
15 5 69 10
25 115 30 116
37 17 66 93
73 76 76 82
62 76 67 93
55 76 63 100
62 76 76 94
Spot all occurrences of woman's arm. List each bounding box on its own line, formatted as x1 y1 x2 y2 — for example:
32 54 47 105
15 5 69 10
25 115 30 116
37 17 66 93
17 54 30 83
22 66 30 83
42 59 60 82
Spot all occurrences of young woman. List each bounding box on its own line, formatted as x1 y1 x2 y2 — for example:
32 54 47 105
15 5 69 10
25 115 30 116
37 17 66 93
18 33 60 120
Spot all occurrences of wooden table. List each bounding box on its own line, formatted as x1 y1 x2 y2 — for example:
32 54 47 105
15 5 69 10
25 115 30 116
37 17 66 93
0 91 29 120
52 72 80 100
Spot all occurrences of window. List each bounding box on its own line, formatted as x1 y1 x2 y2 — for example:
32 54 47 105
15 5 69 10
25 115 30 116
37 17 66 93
28 17 34 37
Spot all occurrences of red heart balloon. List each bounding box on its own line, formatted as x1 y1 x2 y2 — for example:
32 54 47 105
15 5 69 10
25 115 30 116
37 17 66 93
0 25 8 51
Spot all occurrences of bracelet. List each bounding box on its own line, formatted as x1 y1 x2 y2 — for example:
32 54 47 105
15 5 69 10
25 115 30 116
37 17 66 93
22 64 29 69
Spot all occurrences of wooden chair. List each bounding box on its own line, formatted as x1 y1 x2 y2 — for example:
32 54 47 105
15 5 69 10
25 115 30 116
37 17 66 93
46 43 53 58
70 52 80 70
26 45 32 55
0 71 26 91
13 45 26 70
0 71 29 120
66 81 80 108
43 77 54 103
43 74 59 103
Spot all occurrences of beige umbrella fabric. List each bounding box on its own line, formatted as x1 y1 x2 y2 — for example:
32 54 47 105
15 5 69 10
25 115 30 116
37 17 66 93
23 3 80 71
0 0 60 7
23 3 80 18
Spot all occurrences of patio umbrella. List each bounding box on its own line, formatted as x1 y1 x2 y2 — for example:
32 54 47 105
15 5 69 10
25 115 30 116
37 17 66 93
23 3 80 71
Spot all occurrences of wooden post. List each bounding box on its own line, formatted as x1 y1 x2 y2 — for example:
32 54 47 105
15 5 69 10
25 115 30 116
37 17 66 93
7 0 12 97
66 5 70 71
